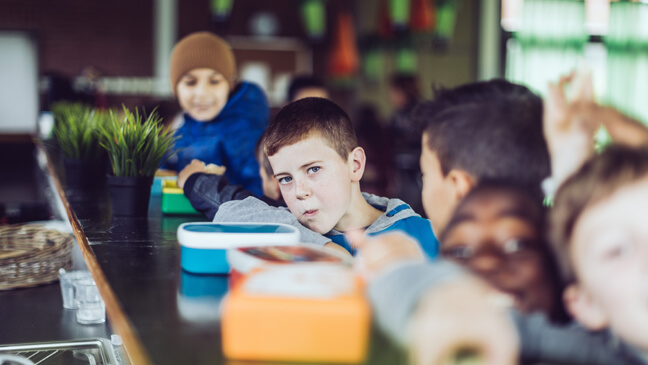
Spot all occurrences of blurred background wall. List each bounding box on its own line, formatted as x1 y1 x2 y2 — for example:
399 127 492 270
0 0 486 127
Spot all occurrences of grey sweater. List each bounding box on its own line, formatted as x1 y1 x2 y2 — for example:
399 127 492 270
213 193 437 257
368 262 648 365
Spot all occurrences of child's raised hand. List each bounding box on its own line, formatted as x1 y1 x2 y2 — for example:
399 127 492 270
348 230 425 282
408 276 518 365
544 71 599 187
177 159 223 189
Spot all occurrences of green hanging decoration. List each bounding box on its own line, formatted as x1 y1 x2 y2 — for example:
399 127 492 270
434 0 460 48
301 0 326 41
363 48 384 82
389 0 411 31
211 0 234 22
395 46 417 73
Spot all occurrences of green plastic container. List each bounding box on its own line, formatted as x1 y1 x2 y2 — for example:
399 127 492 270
161 180 201 215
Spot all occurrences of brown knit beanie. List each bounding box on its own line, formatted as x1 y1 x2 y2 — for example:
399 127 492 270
169 32 237 94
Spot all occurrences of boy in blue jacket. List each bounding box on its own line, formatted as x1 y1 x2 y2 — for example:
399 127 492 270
162 31 268 197
179 97 438 258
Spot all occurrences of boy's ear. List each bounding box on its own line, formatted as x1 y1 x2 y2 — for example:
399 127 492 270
349 147 366 182
446 169 476 201
564 284 609 330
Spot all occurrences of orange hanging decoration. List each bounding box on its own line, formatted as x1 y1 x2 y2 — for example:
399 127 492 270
410 0 436 32
328 11 359 78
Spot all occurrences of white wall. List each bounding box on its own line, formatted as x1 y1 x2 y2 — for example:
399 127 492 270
0 31 38 134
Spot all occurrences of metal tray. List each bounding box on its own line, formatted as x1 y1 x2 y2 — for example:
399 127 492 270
0 338 118 365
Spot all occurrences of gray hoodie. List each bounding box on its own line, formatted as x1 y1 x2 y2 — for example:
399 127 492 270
213 193 438 257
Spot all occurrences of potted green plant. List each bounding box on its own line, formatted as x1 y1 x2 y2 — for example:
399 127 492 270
97 106 178 217
52 103 107 189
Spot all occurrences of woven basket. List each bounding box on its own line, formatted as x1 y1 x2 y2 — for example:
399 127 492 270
0 224 74 290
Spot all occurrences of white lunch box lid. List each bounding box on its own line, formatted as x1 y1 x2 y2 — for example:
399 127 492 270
177 222 301 249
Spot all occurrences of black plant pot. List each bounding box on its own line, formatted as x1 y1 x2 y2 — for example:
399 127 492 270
62 156 106 189
107 175 154 217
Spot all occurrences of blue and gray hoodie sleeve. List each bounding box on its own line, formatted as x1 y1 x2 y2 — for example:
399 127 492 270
369 262 647 365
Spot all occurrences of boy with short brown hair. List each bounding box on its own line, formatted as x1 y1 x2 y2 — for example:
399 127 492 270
213 97 438 257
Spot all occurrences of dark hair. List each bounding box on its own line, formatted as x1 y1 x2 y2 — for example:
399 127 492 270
287 75 327 102
440 180 545 240
264 97 358 160
550 145 648 284
254 132 273 177
442 180 569 323
415 79 550 193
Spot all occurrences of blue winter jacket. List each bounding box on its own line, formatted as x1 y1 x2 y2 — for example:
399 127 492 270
163 82 269 197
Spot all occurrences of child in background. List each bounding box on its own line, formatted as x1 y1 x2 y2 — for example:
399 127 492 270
414 79 550 234
212 97 438 257
548 144 648 364
353 75 648 365
439 181 568 323
178 133 284 220
162 31 269 197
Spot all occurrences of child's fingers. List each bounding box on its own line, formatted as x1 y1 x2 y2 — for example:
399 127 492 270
345 229 367 249
575 71 594 102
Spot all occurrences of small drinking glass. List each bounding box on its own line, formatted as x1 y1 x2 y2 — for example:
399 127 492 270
74 279 106 325
58 268 92 309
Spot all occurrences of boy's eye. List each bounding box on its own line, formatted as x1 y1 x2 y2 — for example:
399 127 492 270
277 176 292 185
444 245 473 260
210 79 221 85
604 241 633 259
307 166 321 174
183 79 197 86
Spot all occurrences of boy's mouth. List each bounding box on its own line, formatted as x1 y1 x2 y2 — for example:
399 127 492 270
303 209 318 218
193 103 214 110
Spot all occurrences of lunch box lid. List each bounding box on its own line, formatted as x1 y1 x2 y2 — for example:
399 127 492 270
227 243 352 275
177 222 301 249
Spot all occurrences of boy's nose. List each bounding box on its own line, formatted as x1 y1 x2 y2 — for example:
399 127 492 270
295 180 311 200
470 252 503 276
194 81 208 96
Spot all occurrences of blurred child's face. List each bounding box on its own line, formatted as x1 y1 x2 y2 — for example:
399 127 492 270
176 68 230 121
441 191 556 316
269 135 353 234
420 134 458 233
569 177 648 353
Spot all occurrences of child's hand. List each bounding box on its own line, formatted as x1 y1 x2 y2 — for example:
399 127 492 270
348 230 425 282
205 163 226 175
409 276 518 365
177 159 210 189
544 72 598 186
